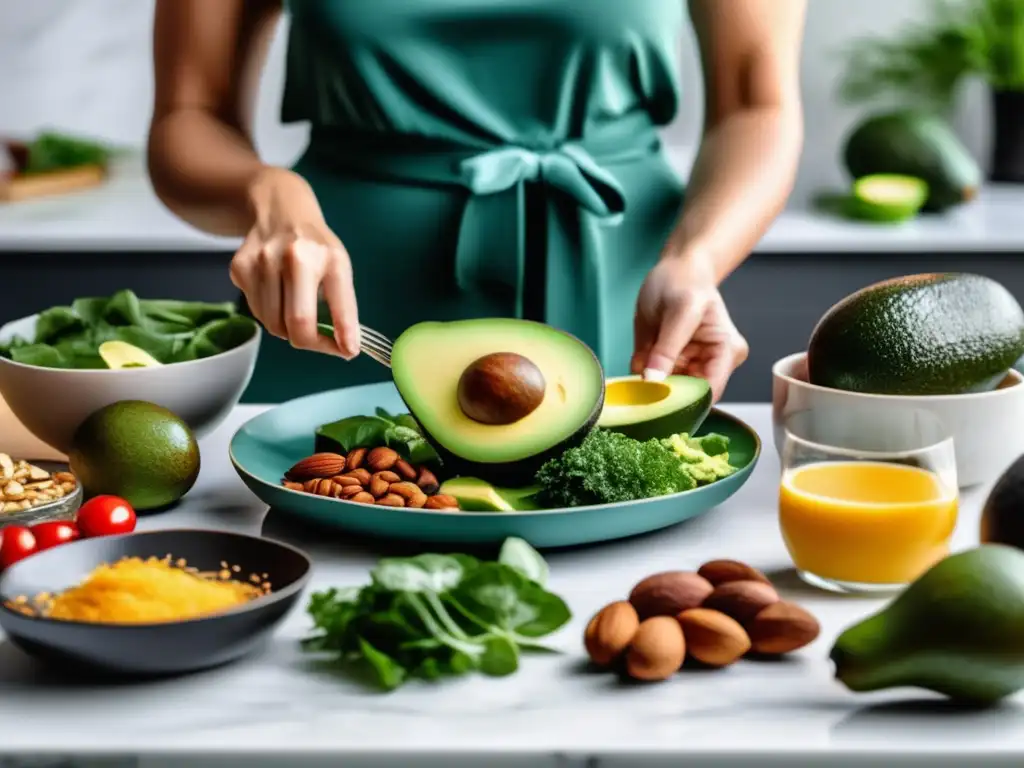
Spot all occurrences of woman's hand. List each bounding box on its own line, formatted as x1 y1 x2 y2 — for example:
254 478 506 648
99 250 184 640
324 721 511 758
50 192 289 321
229 167 361 359
632 250 748 403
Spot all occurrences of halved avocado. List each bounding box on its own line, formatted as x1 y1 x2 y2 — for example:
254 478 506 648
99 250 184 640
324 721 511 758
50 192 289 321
438 477 543 512
597 375 712 442
847 174 928 223
390 319 604 487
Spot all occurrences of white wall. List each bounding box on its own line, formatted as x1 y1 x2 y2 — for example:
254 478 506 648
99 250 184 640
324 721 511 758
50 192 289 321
0 0 992 207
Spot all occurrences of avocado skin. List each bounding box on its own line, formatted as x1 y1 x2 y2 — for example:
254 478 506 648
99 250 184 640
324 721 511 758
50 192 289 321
807 273 1024 395
831 545 1024 706
843 110 982 213
68 400 200 511
409 388 603 488
604 387 711 444
980 454 1024 550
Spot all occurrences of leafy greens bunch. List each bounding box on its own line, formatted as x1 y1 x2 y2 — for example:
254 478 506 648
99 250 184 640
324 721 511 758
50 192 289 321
0 289 257 369
302 538 570 691
315 407 440 465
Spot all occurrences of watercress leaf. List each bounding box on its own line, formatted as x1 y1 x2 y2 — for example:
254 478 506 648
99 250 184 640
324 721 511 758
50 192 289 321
33 306 84 343
371 554 468 594
357 638 407 691
9 344 72 368
479 636 520 677
498 537 549 587
449 650 476 675
451 563 571 638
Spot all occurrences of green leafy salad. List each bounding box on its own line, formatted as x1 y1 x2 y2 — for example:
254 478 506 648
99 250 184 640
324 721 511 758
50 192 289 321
0 290 257 369
302 537 570 691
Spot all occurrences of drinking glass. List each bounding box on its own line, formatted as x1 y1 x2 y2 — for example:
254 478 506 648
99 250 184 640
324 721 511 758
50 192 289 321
778 406 958 594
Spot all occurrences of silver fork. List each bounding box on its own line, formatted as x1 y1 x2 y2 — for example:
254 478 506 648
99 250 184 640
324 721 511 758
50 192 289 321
317 322 392 367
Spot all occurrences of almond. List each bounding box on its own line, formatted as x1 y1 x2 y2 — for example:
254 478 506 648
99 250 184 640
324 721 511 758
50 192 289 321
346 447 368 470
698 559 772 587
302 478 336 497
348 468 372 485
584 601 640 667
376 493 406 507
282 481 304 491
747 601 820 655
372 470 401 484
286 453 346 481
425 494 459 510
390 481 427 508
331 474 364 488
416 467 440 495
629 571 713 620
366 447 399 471
677 608 751 667
340 484 365 499
369 476 390 498
625 616 686 681
394 459 417 480
350 491 376 505
702 580 779 626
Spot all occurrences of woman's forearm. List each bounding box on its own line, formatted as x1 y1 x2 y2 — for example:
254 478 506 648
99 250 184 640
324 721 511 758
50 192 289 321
662 105 803 282
147 109 271 238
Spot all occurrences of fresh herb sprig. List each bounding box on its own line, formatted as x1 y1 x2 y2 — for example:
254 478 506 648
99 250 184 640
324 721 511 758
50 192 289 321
301 538 570 691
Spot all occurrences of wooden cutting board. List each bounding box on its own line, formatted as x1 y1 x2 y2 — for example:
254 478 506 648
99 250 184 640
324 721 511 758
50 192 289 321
0 164 106 203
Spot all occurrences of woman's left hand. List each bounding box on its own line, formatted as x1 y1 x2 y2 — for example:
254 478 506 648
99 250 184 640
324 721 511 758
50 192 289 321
632 251 748 403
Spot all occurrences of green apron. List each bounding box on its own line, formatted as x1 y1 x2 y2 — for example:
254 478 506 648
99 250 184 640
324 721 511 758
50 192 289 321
242 0 687 403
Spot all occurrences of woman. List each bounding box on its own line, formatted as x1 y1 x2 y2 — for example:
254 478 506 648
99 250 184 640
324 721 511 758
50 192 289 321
148 0 805 404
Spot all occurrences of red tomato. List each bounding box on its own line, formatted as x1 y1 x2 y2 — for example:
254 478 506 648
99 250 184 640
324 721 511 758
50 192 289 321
0 526 38 570
76 495 137 538
30 520 80 552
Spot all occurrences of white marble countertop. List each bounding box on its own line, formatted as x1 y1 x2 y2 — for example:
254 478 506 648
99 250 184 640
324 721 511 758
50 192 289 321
0 403 1018 766
4 151 1024 255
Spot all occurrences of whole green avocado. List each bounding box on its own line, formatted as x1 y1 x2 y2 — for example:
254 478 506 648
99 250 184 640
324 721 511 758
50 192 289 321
831 545 1024 706
68 400 200 510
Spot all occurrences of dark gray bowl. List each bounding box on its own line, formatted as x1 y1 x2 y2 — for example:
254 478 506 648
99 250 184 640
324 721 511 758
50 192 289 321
0 528 312 678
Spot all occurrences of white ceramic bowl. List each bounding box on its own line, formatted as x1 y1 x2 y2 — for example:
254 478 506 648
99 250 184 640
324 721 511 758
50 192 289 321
772 351 1024 488
0 314 261 454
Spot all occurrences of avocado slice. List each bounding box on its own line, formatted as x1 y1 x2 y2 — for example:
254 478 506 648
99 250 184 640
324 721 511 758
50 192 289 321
843 110 981 213
438 477 543 512
597 374 711 442
98 340 163 369
807 273 1024 395
390 319 604 486
845 174 928 223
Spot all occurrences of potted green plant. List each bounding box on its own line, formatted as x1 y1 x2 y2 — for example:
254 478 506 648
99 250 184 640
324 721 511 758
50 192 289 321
839 0 1024 183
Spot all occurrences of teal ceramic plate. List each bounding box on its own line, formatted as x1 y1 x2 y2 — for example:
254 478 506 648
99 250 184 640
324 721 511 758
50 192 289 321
229 383 760 548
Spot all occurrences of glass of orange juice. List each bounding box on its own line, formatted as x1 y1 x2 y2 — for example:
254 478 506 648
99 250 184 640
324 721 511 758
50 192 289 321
778 407 958 594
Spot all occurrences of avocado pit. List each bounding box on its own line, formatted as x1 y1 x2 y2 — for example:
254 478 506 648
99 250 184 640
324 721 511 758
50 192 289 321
457 352 546 425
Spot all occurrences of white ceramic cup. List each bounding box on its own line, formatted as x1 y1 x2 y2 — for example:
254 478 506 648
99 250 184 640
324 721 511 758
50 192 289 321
771 351 1024 489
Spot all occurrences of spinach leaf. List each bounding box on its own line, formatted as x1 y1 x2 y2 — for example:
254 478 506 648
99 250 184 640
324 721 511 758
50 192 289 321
498 537 549 586
301 538 569 692
315 410 440 465
0 290 256 369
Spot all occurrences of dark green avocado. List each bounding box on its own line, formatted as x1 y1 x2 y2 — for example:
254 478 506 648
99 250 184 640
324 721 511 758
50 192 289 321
390 319 605 487
843 110 982 213
807 273 1024 395
980 454 1024 550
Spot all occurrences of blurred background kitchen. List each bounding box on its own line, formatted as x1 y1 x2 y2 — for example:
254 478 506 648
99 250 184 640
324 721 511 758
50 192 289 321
1 0 1022 404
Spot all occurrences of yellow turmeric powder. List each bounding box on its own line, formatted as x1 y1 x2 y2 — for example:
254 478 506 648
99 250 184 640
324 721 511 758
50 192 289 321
34 556 266 624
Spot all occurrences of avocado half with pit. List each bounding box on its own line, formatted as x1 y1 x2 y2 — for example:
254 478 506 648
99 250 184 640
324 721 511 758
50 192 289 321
597 374 712 442
390 319 604 487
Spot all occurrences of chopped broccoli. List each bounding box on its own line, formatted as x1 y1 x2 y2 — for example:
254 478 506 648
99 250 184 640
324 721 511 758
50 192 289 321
662 432 739 485
535 429 696 507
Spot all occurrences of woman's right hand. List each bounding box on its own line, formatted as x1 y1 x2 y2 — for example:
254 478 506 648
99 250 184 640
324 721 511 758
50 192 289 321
230 167 361 359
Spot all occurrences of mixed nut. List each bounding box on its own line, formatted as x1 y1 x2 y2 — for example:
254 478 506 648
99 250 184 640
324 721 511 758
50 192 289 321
0 453 77 514
584 558 821 681
281 448 460 510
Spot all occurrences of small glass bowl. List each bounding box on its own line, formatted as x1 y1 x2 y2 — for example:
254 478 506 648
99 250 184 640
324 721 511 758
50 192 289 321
0 460 83 529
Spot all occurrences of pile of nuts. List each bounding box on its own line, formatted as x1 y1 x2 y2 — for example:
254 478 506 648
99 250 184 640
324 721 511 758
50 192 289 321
584 558 821 681
0 453 77 514
281 448 460 510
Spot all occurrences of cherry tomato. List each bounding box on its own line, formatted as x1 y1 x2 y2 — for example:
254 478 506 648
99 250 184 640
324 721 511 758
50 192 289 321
30 520 80 552
0 525 38 570
76 495 137 538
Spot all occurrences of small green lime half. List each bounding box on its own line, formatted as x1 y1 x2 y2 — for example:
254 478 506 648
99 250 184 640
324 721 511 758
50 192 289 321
847 174 930 223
